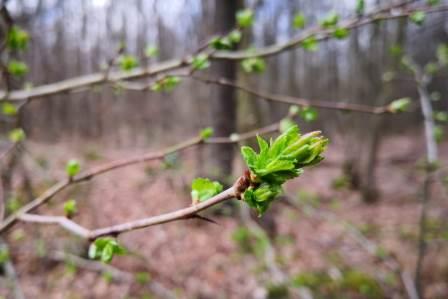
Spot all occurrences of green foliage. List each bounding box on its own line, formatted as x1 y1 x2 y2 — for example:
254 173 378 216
7 60 28 77
199 127 214 140
356 0 365 15
241 57 266 74
228 30 242 44
433 125 444 143
63 199 77 218
424 62 439 75
88 237 126 263
6 195 21 213
280 118 296 133
210 30 242 50
135 272 151 284
388 97 411 113
236 9 254 28
436 44 448 66
289 105 300 116
65 159 81 178
320 12 339 29
144 45 159 58
8 128 26 142
119 54 139 71
7 26 29 51
389 44 403 57
332 27 350 39
2 102 18 116
192 54 211 70
299 107 318 122
434 111 448 123
301 36 319 52
293 13 306 29
409 11 426 26
241 125 327 215
151 76 181 92
191 178 223 203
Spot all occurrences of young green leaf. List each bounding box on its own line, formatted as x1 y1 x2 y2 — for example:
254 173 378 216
236 9 254 28
301 36 319 52
210 36 233 50
293 13 306 29
332 27 350 39
200 127 214 140
63 199 77 218
144 45 159 58
410 11 426 26
151 76 181 92
8 128 26 142
241 57 266 74
192 54 211 70
388 97 411 113
228 30 242 44
88 237 126 263
2 102 18 116
118 54 139 71
320 12 339 29
191 178 223 204
7 60 28 77
356 0 365 15
65 159 81 178
300 107 318 122
7 26 29 51
243 183 282 216
280 118 296 133
434 111 448 123
389 44 403 57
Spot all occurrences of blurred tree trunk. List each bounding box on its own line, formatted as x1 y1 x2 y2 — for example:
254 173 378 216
206 0 239 183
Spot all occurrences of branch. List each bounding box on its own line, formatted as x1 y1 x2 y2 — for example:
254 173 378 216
17 185 236 239
0 120 282 233
1 2 446 103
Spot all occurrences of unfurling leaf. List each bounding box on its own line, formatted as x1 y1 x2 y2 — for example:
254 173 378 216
191 178 223 204
144 45 159 58
7 26 29 51
236 9 254 28
293 13 306 29
241 57 266 74
301 36 319 52
88 237 126 263
332 27 350 39
410 11 426 26
200 127 214 140
65 159 81 178
300 107 318 122
63 199 77 218
8 128 26 142
320 12 339 29
388 98 411 113
151 76 181 92
192 54 211 70
118 54 138 71
7 60 28 77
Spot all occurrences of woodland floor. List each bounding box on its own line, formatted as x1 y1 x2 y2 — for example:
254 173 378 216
1 134 448 299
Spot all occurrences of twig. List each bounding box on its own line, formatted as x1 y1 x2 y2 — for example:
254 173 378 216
0 2 446 103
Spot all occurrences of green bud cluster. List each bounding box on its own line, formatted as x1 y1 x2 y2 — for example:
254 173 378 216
241 125 328 215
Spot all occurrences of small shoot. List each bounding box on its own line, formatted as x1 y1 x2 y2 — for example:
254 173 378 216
241 57 266 74
388 97 411 113
118 54 139 71
7 26 29 51
200 127 214 140
63 199 77 218
151 76 181 92
410 11 426 26
191 178 223 205
1 102 18 116
299 107 318 122
7 60 28 77
65 159 81 178
320 11 339 29
192 54 211 71
88 237 127 263
301 36 319 52
144 45 159 58
236 9 254 28
293 13 306 29
8 128 26 142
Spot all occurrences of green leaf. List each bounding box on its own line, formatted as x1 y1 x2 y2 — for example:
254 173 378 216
228 30 242 44
191 178 223 203
63 199 77 218
210 36 232 50
192 54 211 70
320 11 339 29
144 45 159 58
388 97 411 113
200 127 214 140
436 44 448 66
8 128 25 142
118 54 139 71
236 9 254 28
243 183 282 216
7 26 29 51
151 76 181 92
332 27 349 39
434 126 444 143
7 60 28 77
299 107 318 122
293 13 306 29
241 57 266 74
410 11 426 26
280 118 296 133
65 159 81 178
434 111 448 123
356 0 365 15
425 62 439 75
88 237 126 263
1 102 17 116
301 36 319 52
389 44 403 57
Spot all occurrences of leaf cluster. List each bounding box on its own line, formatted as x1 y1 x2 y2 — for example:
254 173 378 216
191 178 223 203
88 237 126 263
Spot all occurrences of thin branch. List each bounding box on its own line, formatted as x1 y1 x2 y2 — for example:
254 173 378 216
1 2 446 103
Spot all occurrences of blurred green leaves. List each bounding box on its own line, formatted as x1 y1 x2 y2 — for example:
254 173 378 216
410 11 426 26
200 127 214 140
7 26 29 51
241 57 266 74
2 102 18 116
301 36 319 52
293 13 306 29
151 76 181 92
7 60 28 77
63 199 77 218
65 159 81 178
88 237 126 263
8 128 25 142
236 9 254 28
320 12 339 29
191 178 223 203
144 45 159 58
192 54 211 70
118 54 139 71
388 97 411 113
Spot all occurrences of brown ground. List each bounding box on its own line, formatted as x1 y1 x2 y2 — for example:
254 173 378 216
1 134 448 299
